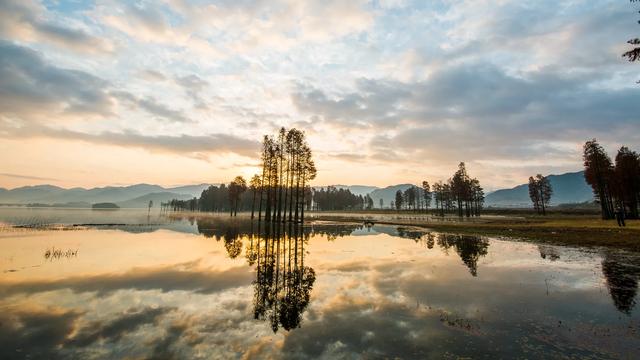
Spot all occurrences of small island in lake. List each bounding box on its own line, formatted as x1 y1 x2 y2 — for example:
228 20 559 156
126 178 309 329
92 202 120 209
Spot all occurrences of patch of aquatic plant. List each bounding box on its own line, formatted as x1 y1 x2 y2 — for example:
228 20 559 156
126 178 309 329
44 247 78 260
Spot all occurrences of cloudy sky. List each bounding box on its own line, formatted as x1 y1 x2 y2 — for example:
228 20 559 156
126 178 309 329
0 0 638 190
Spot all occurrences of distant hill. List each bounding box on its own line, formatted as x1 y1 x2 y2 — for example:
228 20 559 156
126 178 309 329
485 171 593 207
0 183 214 208
92 202 120 209
368 184 414 209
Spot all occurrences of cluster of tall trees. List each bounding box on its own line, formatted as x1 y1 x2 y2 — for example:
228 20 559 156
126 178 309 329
528 174 553 215
392 163 484 217
165 127 317 223
313 186 372 211
394 184 432 212
583 139 640 219
254 128 316 223
431 163 484 217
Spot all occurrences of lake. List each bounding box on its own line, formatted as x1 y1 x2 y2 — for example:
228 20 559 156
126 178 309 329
1 208 639 359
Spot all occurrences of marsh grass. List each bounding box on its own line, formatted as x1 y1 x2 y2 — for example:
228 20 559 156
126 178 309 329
44 247 78 260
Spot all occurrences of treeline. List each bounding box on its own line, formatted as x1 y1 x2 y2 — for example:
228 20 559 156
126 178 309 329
583 139 640 219
312 186 373 211
162 176 250 215
394 162 485 217
165 184 375 214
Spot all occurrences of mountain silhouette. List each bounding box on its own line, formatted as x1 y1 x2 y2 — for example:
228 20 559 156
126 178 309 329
485 171 593 207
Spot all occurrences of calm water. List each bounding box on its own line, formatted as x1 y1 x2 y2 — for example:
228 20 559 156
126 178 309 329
0 208 639 359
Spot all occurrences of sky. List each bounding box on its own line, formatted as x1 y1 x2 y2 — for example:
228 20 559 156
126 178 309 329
0 0 638 191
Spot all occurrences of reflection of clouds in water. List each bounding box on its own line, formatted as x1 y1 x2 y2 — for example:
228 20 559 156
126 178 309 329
0 286 284 359
0 261 252 297
0 306 80 360
0 222 639 359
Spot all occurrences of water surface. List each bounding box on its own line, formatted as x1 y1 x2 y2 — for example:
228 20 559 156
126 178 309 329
0 209 639 359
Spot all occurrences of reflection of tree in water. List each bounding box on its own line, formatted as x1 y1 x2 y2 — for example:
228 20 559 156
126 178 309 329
190 217 326 332
437 234 489 277
250 223 315 332
195 219 244 258
601 252 640 315
538 245 560 261
308 223 362 241
193 217 359 243
397 227 426 241
403 230 489 276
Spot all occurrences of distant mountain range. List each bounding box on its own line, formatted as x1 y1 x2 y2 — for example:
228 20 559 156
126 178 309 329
484 171 593 207
0 171 593 209
0 184 210 208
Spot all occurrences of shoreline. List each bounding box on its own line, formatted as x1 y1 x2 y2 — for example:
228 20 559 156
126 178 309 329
307 213 640 251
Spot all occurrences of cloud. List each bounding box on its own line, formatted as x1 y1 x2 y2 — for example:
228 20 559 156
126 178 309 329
174 74 209 108
0 40 114 121
1 0 638 187
120 0 375 55
138 69 167 82
0 42 195 125
66 307 174 348
0 0 114 54
0 172 60 181
96 1 222 58
1 125 260 158
293 62 640 169
0 306 81 360
112 91 190 123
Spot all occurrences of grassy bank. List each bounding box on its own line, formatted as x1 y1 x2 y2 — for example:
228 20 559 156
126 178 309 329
308 212 640 251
